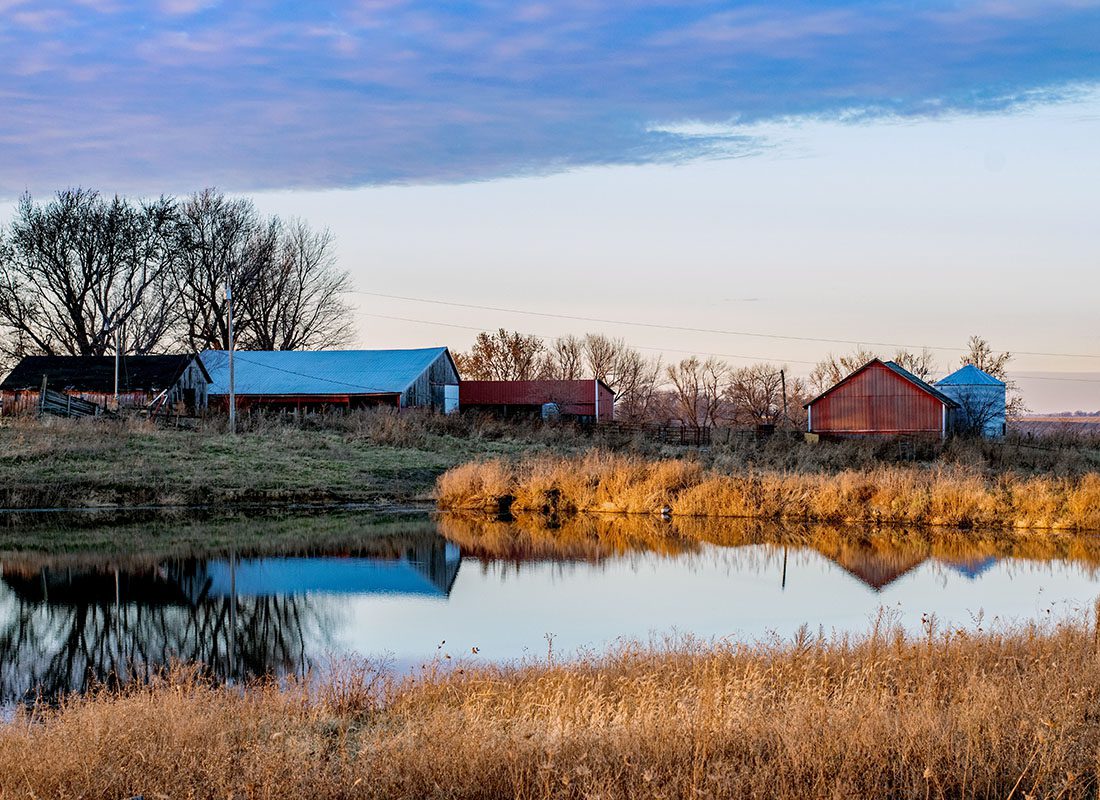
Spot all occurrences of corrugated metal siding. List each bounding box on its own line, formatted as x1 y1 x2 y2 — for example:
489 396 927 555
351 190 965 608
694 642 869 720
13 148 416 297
460 381 614 421
809 362 945 434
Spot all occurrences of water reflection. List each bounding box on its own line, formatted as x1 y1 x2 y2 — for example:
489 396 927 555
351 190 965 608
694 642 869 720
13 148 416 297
1 511 1099 702
0 528 459 703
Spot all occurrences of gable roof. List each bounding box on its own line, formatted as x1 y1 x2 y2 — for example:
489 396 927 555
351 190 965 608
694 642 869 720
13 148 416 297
937 364 1006 387
0 354 209 393
201 348 454 396
805 358 959 409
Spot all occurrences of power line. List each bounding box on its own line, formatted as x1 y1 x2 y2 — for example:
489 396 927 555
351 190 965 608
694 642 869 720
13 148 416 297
353 289 1100 361
222 352 401 396
358 311 1100 384
357 311 821 365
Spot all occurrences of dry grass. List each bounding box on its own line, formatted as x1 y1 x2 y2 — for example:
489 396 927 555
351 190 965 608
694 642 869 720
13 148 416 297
437 452 1100 530
5 615 1100 798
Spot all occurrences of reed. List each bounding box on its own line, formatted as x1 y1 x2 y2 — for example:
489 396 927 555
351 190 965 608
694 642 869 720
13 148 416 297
4 614 1100 799
437 453 1100 530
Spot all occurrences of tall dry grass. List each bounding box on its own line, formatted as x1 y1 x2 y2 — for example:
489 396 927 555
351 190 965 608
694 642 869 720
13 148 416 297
5 615 1100 798
437 452 1100 530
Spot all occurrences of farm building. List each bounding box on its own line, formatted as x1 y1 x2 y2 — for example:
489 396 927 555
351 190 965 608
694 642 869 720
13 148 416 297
0 354 211 416
201 347 460 413
459 380 614 422
805 359 958 438
935 365 1007 438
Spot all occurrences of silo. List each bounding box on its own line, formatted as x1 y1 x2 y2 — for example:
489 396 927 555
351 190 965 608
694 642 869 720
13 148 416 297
936 365 1006 437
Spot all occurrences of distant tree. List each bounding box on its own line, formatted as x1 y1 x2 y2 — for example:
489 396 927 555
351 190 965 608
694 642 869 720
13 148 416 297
961 334 1026 416
0 189 177 361
892 348 937 382
454 328 545 380
541 335 585 380
245 218 353 350
961 335 1012 380
809 348 878 393
609 348 663 423
725 363 806 427
539 333 663 422
666 356 728 429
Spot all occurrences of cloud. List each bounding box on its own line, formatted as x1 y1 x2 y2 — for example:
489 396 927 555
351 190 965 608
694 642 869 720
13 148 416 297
0 1 1097 195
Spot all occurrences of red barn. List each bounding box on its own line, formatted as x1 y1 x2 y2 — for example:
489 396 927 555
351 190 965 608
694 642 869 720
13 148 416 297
805 359 958 438
459 380 614 422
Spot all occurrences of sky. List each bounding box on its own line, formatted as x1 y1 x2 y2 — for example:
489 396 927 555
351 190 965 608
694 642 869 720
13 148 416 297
0 0 1098 410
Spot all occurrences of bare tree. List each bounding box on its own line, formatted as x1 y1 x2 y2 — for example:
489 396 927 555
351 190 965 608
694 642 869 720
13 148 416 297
170 189 277 353
541 335 585 380
725 363 807 426
244 218 353 350
962 334 1026 416
962 335 1012 379
666 356 728 429
454 329 545 380
610 348 663 423
0 189 177 360
952 388 1006 437
809 348 878 393
892 348 937 382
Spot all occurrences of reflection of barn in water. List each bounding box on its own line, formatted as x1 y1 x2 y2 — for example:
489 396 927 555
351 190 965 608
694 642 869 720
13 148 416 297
814 541 928 591
0 532 460 704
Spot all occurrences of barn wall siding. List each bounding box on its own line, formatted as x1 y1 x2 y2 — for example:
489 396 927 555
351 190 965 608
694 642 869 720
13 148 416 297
809 362 947 435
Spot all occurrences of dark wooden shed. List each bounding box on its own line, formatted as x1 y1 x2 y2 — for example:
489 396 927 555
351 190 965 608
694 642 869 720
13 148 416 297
804 359 958 438
0 354 211 416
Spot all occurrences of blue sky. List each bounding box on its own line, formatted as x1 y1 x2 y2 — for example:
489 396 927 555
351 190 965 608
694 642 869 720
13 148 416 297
1 1 1098 409
2 0 1099 191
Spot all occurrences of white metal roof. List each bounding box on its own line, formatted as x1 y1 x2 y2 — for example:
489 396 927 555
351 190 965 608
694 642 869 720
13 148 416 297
937 364 1006 387
201 348 451 396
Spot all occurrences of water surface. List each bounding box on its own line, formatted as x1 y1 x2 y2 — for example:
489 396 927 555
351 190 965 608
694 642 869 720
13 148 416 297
2 512 1097 702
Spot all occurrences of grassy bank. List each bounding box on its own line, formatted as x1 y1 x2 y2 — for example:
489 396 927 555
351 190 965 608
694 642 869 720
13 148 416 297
4 614 1100 799
0 507 438 557
0 413 592 509
437 452 1100 530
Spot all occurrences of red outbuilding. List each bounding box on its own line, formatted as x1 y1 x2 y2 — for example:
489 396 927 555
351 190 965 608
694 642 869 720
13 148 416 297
459 379 614 422
805 359 958 438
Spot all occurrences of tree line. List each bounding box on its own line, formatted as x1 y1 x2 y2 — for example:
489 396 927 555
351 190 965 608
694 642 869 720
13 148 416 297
456 329 1022 428
0 188 354 367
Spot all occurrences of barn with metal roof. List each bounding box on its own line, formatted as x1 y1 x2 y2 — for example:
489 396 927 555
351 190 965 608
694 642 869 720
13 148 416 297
201 348 460 413
805 358 959 438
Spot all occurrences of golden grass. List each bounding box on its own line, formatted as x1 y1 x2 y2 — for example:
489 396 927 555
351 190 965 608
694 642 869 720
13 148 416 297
437 452 1100 530
6 615 1100 798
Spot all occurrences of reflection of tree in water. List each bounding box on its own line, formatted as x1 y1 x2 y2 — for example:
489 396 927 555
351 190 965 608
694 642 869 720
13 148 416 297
0 527 461 705
0 559 334 705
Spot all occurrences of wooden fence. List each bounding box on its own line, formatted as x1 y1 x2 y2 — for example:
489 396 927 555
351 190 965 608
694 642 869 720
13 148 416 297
39 388 101 418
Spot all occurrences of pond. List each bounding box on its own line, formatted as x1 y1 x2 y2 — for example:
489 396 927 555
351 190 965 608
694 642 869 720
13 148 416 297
1 510 1098 702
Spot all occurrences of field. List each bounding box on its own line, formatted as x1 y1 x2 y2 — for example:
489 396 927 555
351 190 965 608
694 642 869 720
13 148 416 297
3 612 1100 799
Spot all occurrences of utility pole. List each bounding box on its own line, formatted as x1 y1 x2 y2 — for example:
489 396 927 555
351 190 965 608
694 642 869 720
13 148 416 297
780 369 788 424
227 283 236 435
113 322 121 409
